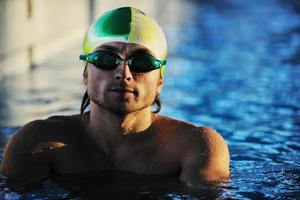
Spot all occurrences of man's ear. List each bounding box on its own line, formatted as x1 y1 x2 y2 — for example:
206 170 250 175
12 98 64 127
156 77 163 96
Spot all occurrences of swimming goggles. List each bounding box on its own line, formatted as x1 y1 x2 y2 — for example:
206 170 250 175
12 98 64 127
79 51 166 73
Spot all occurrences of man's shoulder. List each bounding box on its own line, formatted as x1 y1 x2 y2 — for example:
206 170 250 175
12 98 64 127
46 113 83 125
154 114 197 129
154 114 215 134
0 114 83 183
12 114 84 143
154 115 230 182
154 114 227 150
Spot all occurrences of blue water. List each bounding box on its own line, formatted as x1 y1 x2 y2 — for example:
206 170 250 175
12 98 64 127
0 0 300 199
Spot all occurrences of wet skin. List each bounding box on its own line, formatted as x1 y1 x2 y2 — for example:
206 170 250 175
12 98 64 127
0 42 230 187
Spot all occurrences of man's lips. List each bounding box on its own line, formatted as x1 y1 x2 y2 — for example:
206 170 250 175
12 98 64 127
109 87 136 94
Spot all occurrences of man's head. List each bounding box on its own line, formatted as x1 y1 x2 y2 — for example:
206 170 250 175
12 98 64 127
80 7 167 115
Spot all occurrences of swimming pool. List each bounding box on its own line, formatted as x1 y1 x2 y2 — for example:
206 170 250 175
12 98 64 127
0 0 299 199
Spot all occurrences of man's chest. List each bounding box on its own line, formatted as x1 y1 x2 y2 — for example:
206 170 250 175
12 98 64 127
110 143 180 174
50 142 180 175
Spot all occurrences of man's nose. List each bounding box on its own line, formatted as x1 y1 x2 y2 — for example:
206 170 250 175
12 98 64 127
114 61 132 81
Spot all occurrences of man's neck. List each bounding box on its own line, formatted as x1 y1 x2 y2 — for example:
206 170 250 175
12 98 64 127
87 101 153 152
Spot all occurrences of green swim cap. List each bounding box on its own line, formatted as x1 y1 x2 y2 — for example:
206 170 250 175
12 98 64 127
83 7 167 75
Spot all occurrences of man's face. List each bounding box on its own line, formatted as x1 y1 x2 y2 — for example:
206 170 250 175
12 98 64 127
83 42 163 115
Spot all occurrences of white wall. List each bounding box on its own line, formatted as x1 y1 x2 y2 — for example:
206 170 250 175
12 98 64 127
0 0 176 77
0 0 88 76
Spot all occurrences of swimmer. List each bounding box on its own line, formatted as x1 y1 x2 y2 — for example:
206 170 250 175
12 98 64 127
0 7 230 187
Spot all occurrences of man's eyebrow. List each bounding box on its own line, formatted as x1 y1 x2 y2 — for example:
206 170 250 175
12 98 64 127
131 48 153 55
96 45 120 52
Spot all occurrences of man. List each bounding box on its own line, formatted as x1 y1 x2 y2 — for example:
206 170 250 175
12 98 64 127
0 7 230 187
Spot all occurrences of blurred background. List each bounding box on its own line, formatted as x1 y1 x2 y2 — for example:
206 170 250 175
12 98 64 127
0 0 300 199
0 0 173 126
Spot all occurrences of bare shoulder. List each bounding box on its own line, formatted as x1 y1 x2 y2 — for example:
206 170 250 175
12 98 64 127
152 114 199 132
154 114 230 185
0 114 83 184
4 114 83 147
154 114 228 147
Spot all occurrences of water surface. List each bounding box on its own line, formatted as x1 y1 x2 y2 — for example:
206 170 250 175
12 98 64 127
0 0 299 199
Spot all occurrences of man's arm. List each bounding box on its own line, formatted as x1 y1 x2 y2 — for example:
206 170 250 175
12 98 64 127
179 127 230 187
0 120 50 185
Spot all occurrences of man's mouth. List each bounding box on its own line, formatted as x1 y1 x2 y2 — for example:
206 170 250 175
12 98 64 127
109 87 136 94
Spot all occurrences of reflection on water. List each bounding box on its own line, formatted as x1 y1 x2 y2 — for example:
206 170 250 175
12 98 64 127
0 0 300 199
0 45 84 127
0 172 224 199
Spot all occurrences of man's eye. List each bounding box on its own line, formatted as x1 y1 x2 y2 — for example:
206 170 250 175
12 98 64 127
102 56 116 63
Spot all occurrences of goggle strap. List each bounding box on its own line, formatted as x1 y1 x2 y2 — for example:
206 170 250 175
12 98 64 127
79 54 96 63
79 54 87 61
155 60 166 68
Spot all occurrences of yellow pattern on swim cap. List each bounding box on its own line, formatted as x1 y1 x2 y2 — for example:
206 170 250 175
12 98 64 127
83 7 167 75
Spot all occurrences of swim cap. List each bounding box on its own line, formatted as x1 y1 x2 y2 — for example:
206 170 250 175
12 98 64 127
83 7 167 75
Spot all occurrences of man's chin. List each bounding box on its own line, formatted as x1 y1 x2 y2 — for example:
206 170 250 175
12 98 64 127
94 101 137 115
107 105 130 114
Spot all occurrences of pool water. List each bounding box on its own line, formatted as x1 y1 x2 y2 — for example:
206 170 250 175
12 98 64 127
0 0 300 199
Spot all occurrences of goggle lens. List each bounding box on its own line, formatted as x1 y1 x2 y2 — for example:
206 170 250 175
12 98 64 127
95 53 118 70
